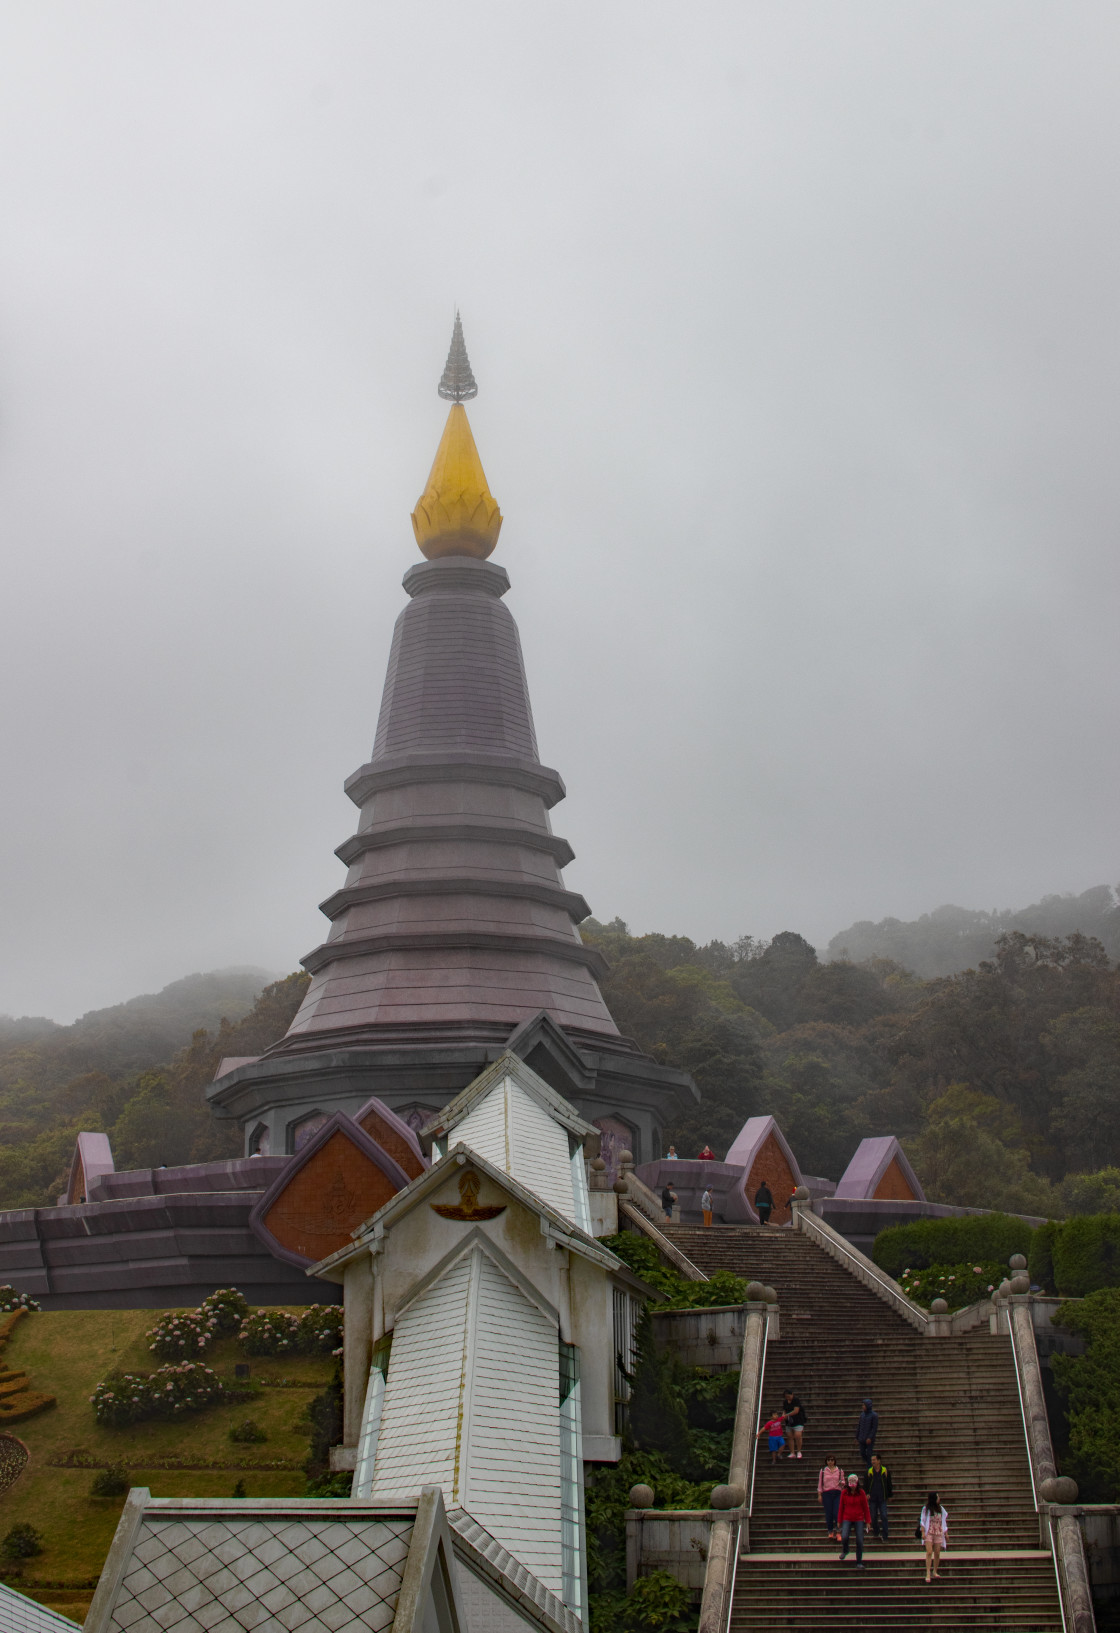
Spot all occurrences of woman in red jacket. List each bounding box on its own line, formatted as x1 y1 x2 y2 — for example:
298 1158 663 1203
837 1472 871 1567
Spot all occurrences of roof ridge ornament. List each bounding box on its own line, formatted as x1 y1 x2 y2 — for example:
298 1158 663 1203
437 311 478 403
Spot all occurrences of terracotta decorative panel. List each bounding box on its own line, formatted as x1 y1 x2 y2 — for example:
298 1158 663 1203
746 1133 797 1224
873 1155 918 1202
261 1129 402 1262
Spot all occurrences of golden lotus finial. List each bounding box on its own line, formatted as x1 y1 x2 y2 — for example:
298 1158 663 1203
411 315 502 560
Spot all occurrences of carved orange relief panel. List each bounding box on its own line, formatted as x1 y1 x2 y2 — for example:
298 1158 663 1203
262 1130 401 1262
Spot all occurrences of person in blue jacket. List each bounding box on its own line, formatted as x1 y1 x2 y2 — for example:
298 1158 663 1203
856 1398 878 1463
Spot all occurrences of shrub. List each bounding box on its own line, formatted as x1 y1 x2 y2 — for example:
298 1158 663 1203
146 1310 218 1361
1051 1287 1120 1501
90 1464 129 1497
298 1305 344 1353
239 1309 302 1356
897 1261 1005 1311
602 1234 746 1308
1 1522 43 1561
228 1420 267 1444
305 1469 355 1498
200 1288 250 1338
0 1286 40 1313
1030 1220 1060 1293
232 1479 247 1498
872 1213 1034 1278
91 1362 226 1427
1051 1214 1120 1297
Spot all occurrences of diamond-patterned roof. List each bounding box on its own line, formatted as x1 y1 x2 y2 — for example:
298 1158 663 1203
107 1514 413 1633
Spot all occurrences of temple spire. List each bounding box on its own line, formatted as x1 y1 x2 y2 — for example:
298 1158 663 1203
412 316 501 559
438 311 478 402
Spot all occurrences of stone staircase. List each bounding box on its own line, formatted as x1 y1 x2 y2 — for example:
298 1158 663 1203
664 1224 1064 1631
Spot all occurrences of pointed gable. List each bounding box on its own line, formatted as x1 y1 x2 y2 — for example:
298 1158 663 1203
724 1115 803 1224
422 1052 594 1227
835 1136 925 1202
249 1113 411 1266
354 1093 428 1179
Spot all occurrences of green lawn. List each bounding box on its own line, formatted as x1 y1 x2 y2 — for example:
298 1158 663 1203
0 1309 336 1621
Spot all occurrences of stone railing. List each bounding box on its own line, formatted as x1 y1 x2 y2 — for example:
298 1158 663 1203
1005 1295 1096 1633
792 1199 995 1336
651 1304 749 1371
696 1301 771 1633
617 1200 709 1282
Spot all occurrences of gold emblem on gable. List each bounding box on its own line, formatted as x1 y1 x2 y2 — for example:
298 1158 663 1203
430 1169 506 1222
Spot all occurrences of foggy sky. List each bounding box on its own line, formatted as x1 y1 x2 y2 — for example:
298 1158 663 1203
1 2 1118 1022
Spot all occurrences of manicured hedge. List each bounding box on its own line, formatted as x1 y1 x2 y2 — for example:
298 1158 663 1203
872 1212 1034 1278
1050 1214 1120 1298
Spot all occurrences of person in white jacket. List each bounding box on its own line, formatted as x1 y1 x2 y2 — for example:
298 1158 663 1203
919 1491 948 1582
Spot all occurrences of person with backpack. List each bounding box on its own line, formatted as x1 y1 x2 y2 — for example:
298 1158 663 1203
661 1183 677 1223
754 1181 773 1225
862 1453 893 1540
837 1473 871 1567
781 1389 806 1459
919 1491 948 1582
856 1397 878 1462
817 1454 845 1540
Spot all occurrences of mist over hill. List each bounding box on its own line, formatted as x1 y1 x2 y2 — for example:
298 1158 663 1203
827 884 1120 978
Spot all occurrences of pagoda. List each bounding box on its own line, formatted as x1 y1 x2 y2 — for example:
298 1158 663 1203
209 319 695 1168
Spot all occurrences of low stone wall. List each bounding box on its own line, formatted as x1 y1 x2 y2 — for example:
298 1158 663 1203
625 1511 712 1591
651 1305 749 1371
1079 1507 1120 1604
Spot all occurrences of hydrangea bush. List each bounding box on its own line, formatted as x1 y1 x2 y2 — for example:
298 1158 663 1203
238 1309 302 1356
146 1310 219 1361
898 1260 1005 1311
91 1362 227 1427
201 1288 250 1337
0 1286 41 1313
237 1305 343 1356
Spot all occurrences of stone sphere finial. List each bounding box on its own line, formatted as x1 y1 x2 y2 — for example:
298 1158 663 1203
629 1484 655 1509
930 1298 949 1314
762 1286 778 1304
792 1185 810 1201
710 1485 745 1510
619 1150 634 1167
1010 1273 1031 1295
590 1158 606 1172
1040 1475 1079 1505
745 1281 767 1302
1009 1253 1028 1271
998 1279 1012 1299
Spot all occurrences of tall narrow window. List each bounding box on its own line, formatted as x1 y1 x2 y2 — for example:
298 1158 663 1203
559 1340 586 1619
352 1332 393 1498
612 1289 637 1435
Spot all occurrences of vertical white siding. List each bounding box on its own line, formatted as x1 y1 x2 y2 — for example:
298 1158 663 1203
464 1253 563 1595
371 1251 474 1504
455 1076 577 1223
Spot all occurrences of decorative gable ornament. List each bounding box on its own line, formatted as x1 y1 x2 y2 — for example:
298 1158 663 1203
723 1115 804 1224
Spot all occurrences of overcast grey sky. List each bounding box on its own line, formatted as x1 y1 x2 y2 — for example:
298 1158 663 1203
1 2 1118 1022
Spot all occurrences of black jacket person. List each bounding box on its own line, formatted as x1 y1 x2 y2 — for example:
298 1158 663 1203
754 1182 774 1224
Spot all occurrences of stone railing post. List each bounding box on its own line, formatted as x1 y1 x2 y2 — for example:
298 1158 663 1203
697 1302 770 1633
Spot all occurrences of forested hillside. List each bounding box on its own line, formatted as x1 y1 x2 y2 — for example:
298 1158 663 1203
828 883 1120 977
0 971 308 1209
2 912 1119 1220
582 919 1120 1218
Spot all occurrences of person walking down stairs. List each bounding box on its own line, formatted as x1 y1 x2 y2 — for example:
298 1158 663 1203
837 1474 871 1568
817 1454 846 1541
781 1389 806 1459
920 1492 949 1583
856 1397 878 1463
863 1453 892 1540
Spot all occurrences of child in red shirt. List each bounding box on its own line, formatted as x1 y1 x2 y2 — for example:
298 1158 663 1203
756 1412 787 1465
